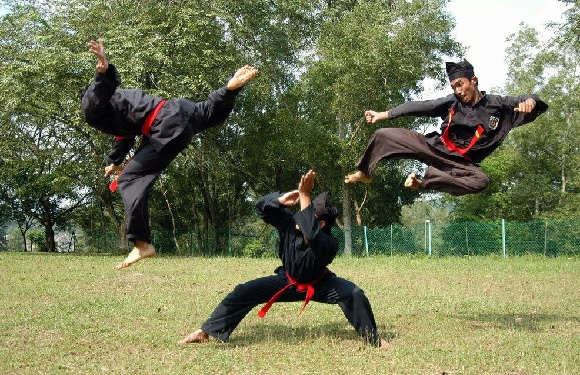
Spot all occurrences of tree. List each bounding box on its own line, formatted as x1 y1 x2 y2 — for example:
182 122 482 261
0 0 325 253
299 0 460 252
448 14 580 221
0 5 95 251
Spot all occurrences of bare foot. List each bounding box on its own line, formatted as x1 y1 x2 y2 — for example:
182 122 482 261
226 65 258 90
179 329 209 344
404 172 422 190
379 338 390 349
114 241 156 270
344 171 372 184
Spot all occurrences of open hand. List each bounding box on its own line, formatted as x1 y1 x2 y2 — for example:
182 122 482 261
298 170 316 196
278 190 300 206
87 40 109 74
226 65 258 90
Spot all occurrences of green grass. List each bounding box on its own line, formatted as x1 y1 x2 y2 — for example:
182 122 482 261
1 253 578 375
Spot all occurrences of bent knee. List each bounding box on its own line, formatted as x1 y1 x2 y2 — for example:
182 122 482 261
472 174 490 193
351 286 366 299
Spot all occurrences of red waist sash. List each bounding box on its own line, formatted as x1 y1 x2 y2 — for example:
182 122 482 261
141 99 166 137
108 100 166 192
257 269 328 318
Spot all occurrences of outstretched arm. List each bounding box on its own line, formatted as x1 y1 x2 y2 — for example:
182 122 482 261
365 110 389 124
87 40 109 74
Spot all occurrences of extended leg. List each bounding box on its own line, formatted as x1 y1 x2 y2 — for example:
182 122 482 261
180 274 291 343
313 274 387 348
346 128 430 184
422 162 489 196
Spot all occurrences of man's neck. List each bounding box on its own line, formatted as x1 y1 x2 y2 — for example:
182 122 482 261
471 90 484 106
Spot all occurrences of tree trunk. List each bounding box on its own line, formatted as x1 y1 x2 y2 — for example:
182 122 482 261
159 178 181 253
102 190 128 250
45 224 56 252
342 186 352 256
118 221 128 250
561 161 566 194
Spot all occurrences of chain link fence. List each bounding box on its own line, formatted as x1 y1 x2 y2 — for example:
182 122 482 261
341 219 580 257
5 219 579 257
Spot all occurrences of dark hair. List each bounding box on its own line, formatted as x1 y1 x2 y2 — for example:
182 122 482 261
313 192 339 233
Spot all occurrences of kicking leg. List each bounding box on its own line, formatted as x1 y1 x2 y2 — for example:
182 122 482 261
347 128 429 185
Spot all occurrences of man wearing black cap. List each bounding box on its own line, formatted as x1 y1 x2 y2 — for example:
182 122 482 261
180 170 388 348
345 59 548 196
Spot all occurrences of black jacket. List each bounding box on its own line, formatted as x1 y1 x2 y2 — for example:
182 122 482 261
255 192 339 283
81 64 240 166
388 93 548 163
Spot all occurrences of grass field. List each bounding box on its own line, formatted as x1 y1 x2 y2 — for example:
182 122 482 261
1 252 578 375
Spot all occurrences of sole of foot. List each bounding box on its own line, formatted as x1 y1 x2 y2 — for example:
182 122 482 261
344 171 372 184
114 246 156 270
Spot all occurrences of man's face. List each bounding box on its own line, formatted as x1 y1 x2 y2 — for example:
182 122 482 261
450 76 478 105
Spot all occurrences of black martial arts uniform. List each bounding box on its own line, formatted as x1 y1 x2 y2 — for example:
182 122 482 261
81 64 242 243
355 93 548 195
197 192 383 346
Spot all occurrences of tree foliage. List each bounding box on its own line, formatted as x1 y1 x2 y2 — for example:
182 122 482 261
449 2 580 221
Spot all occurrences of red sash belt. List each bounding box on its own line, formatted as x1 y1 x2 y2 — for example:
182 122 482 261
108 100 166 192
440 107 484 159
141 99 166 137
257 269 328 318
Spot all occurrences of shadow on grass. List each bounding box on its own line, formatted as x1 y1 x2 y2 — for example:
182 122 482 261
216 323 398 347
454 312 580 332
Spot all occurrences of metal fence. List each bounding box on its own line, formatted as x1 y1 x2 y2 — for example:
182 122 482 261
8 219 579 257
341 219 580 257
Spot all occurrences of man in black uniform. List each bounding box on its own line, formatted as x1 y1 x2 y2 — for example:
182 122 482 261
179 170 388 348
345 60 548 196
80 40 258 269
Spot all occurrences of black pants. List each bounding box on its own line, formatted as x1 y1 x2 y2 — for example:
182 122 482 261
355 128 489 196
199 268 382 346
118 92 236 243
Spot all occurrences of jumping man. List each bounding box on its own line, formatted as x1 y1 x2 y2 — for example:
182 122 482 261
80 40 258 269
345 60 548 196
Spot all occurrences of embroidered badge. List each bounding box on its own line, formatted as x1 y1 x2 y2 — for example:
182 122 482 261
489 116 499 130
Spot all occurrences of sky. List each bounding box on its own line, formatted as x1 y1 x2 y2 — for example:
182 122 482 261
441 0 571 93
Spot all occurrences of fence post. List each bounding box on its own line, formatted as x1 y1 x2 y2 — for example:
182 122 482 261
390 225 393 256
425 220 432 256
544 221 548 257
228 227 232 255
501 219 506 258
363 226 369 256
465 223 469 256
